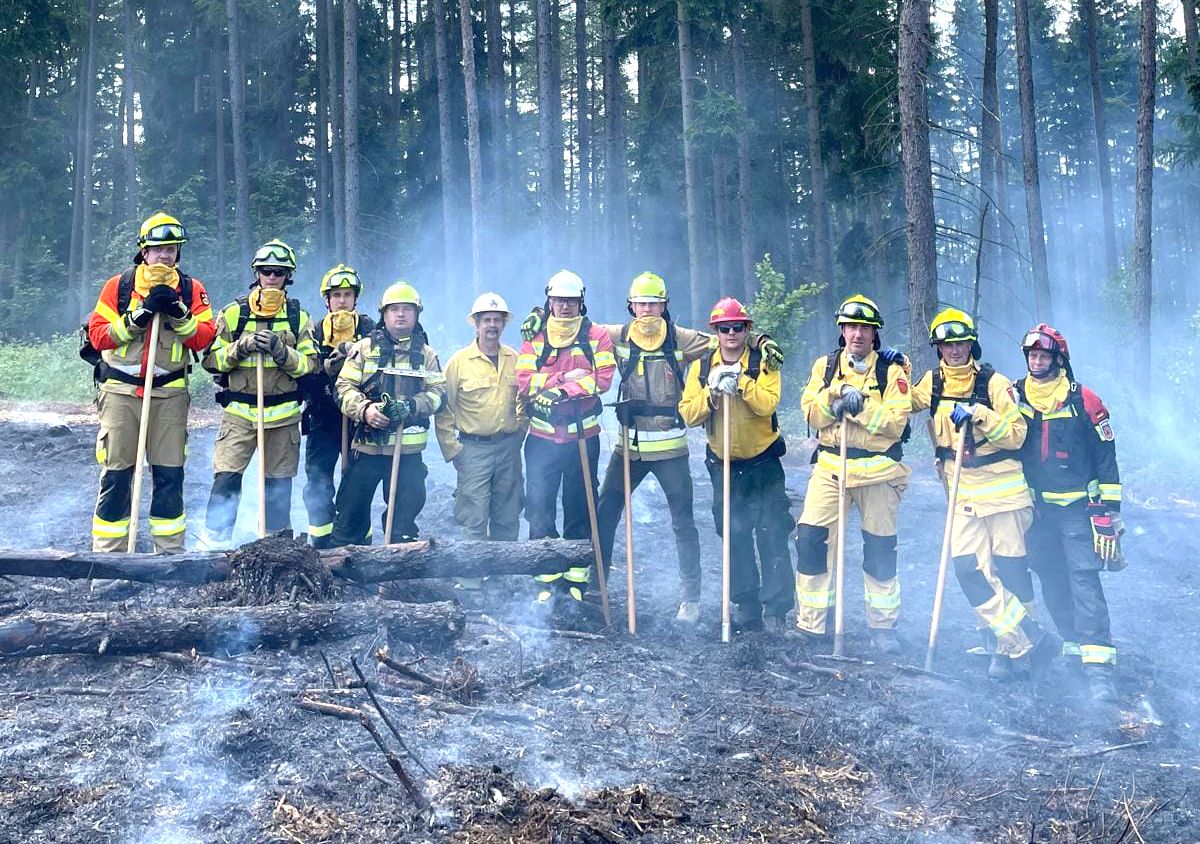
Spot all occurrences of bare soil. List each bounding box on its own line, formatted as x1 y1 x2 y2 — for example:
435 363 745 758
0 401 1196 842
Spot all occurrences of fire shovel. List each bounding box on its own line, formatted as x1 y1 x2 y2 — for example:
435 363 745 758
721 393 733 644
126 314 161 553
832 419 850 658
255 353 268 539
924 426 967 672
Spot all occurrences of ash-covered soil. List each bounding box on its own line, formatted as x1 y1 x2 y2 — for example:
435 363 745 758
0 401 1197 843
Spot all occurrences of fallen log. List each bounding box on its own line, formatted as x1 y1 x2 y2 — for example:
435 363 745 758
0 538 591 585
0 599 463 658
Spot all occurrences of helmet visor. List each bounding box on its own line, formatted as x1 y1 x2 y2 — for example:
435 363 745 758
1021 331 1057 352
933 320 972 342
325 272 358 290
838 301 880 323
145 223 186 243
254 245 293 265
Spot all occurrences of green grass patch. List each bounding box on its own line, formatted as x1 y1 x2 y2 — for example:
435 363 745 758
0 336 95 403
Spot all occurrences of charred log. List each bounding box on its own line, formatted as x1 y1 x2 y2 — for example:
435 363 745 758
0 599 464 658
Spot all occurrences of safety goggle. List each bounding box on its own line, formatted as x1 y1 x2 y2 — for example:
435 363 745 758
258 267 290 278
1021 331 1057 352
932 321 972 342
325 273 359 289
837 302 879 322
716 323 747 334
144 223 186 243
254 245 293 265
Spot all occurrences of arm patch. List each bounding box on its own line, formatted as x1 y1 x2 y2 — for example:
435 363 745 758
1079 385 1110 424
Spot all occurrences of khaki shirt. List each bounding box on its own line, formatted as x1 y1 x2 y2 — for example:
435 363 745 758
435 340 527 462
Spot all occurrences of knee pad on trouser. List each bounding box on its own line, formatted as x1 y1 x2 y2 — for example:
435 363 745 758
264 477 293 533
952 554 995 607
792 524 830 575
93 467 135 550
992 554 1035 604
148 465 186 551
206 471 244 539
861 532 897 582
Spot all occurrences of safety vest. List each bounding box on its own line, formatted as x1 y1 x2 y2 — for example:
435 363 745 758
614 320 688 457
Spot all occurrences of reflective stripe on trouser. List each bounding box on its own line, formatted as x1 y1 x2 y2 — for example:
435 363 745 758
793 469 904 633
596 451 701 601
93 391 188 553
535 566 590 602
949 506 1035 657
706 453 794 619
303 419 343 547
452 436 524 541
330 451 428 546
1026 500 1115 663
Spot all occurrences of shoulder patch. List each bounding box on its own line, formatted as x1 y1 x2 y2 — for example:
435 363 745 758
1079 385 1109 424
1006 384 1017 404
1096 419 1115 441
896 377 908 395
199 290 210 306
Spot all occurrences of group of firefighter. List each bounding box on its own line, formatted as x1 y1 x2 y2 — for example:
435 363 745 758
85 212 1126 705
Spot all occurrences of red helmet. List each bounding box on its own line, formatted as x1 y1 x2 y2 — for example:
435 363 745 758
709 297 752 326
1021 322 1070 361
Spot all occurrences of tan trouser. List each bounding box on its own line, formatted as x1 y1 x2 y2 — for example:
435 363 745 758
92 389 189 553
213 415 301 477
952 507 1036 657
793 469 905 633
452 436 524 540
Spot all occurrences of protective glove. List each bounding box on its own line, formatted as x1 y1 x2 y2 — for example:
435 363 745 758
324 342 350 376
756 334 785 372
531 387 564 417
520 307 546 342
1089 506 1125 567
838 385 865 418
715 372 740 396
143 284 181 315
380 394 413 429
706 363 741 390
950 403 975 429
879 348 906 366
267 333 289 366
127 308 154 330
252 330 276 355
231 332 259 361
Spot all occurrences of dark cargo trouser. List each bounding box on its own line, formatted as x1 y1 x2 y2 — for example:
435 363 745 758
596 451 701 601
330 450 428 546
525 434 599 600
302 416 344 547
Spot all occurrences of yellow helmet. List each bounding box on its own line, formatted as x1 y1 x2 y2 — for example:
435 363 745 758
138 212 187 249
835 294 884 329
320 263 363 296
930 307 982 359
380 281 422 314
251 238 297 271
628 271 668 303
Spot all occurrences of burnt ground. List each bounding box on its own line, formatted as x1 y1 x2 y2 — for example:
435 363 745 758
0 400 1198 843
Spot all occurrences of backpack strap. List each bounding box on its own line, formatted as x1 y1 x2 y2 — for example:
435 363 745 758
973 363 995 407
535 317 596 371
820 350 839 389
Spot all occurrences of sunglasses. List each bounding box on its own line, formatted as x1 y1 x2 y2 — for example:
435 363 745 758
838 302 878 321
258 267 290 278
716 323 747 334
1022 332 1057 352
145 223 186 242
933 321 971 341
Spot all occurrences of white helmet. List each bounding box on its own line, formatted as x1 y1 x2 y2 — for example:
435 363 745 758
468 292 511 319
545 269 585 299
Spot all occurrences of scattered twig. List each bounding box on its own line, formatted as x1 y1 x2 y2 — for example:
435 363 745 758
334 737 394 788
992 727 1072 748
780 653 844 680
351 655 431 775
320 650 339 688
375 647 443 689
1069 740 1150 760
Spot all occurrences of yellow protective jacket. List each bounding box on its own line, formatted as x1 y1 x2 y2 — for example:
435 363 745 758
801 349 911 487
434 340 527 462
203 297 317 429
679 345 781 461
338 331 446 456
911 362 1031 516
604 322 715 461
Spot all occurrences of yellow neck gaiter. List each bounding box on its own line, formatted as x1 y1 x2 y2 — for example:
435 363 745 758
939 360 978 398
249 286 286 317
628 316 667 352
1024 371 1069 413
135 264 180 298
323 311 358 345
547 316 583 349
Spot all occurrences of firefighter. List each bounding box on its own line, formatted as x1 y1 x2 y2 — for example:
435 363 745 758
1015 323 1124 704
301 264 376 548
516 270 617 608
911 308 1054 680
86 212 216 552
330 282 445 546
792 294 911 654
202 239 318 543
678 297 793 633
434 292 527 541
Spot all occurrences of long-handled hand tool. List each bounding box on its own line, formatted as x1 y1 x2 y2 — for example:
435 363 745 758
721 393 733 644
925 427 967 672
578 432 611 628
340 415 349 468
833 419 849 658
126 314 161 553
380 368 431 544
255 352 267 539
621 424 636 635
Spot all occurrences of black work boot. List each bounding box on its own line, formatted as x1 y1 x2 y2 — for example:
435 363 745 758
1019 618 1060 678
784 626 830 648
981 630 1016 682
868 627 902 657
733 602 764 633
1084 664 1118 704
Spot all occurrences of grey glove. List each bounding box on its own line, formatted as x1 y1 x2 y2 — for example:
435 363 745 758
838 385 865 418
252 330 275 354
267 333 289 365
715 372 740 396
231 332 259 361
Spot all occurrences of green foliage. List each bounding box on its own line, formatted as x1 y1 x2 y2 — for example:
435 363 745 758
749 254 823 361
0 336 94 403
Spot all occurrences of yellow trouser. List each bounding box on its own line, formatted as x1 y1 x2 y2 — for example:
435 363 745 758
952 507 1036 658
793 469 905 633
213 415 302 477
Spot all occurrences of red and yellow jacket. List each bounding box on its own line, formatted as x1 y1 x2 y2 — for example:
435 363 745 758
516 317 616 443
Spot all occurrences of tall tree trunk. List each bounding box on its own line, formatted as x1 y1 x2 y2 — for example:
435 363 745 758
343 0 360 268
485 0 505 216
731 12 756 302
676 0 705 326
122 0 138 222
798 0 833 317
898 0 938 373
211 28 228 279
712 152 731 293
1013 0 1053 319
1081 0 1118 280
1183 0 1198 76
226 0 253 265
601 9 629 280
432 0 458 282
460 0 484 294
575 0 590 270
508 0 519 184
1132 0 1156 394
404 0 415 108
392 0 404 114
77 0 99 323
549 0 563 209
537 0 555 267
315 0 331 265
979 0 1000 321
328 0 346 257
